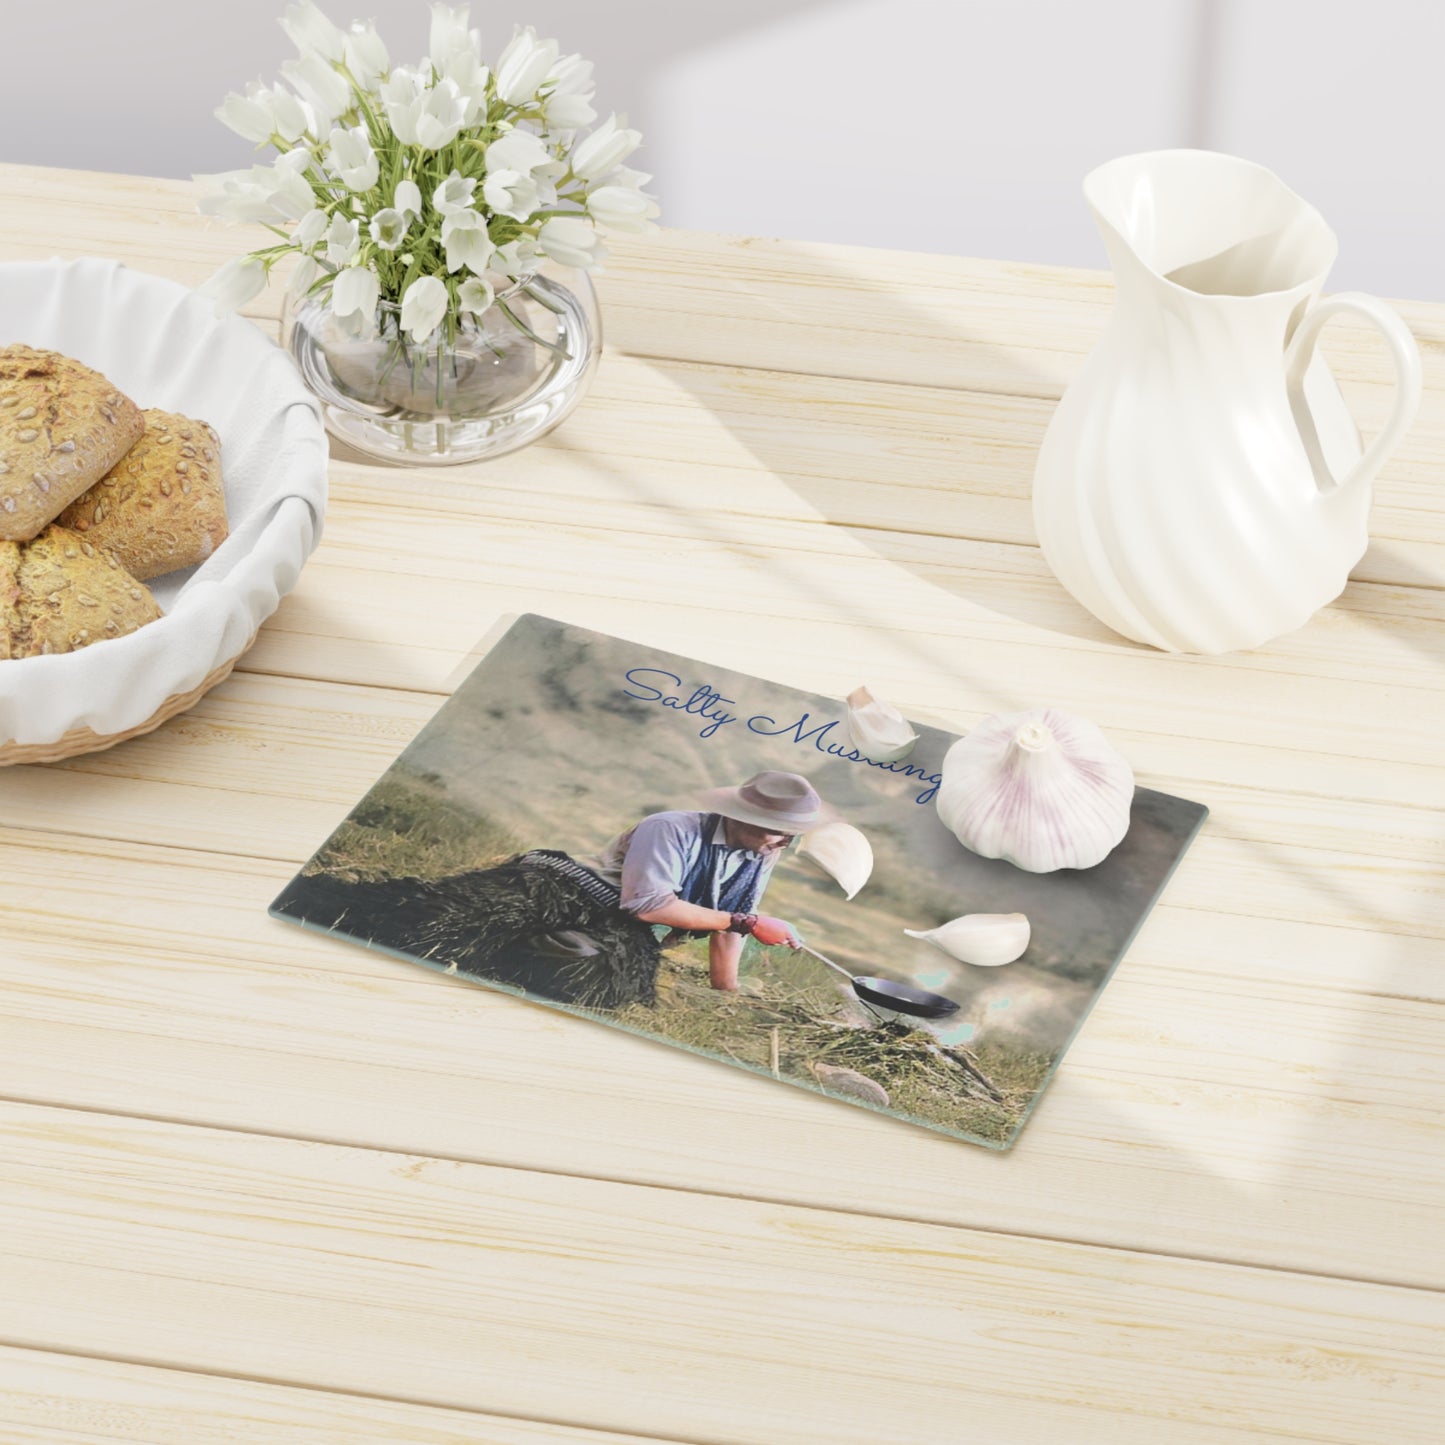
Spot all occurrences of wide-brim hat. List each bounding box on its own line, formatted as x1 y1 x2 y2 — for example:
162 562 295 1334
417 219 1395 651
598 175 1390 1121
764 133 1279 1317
697 770 838 833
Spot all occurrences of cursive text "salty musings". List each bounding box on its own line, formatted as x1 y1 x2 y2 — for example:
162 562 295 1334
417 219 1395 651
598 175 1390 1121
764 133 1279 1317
621 667 942 804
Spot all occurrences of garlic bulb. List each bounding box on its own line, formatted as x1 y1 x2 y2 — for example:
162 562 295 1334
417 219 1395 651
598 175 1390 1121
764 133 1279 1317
798 822 874 900
937 706 1134 872
904 912 1030 967
845 685 918 762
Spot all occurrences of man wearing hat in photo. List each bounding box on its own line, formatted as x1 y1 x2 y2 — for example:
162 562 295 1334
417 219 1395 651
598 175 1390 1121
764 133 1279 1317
587 769 833 992
340 769 833 1011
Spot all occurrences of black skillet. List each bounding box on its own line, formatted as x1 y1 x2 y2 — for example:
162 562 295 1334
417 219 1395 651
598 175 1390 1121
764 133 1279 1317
797 943 960 1019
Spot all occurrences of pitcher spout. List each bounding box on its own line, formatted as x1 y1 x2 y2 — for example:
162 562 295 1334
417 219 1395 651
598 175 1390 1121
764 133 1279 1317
1084 149 1337 307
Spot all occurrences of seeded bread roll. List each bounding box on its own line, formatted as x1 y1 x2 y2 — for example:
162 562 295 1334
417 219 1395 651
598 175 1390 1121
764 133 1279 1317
57 409 228 580
0 540 19 660
0 345 145 543
0 524 161 659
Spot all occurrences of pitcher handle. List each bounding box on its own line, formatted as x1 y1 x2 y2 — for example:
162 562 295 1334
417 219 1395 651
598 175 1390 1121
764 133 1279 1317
1285 291 1422 497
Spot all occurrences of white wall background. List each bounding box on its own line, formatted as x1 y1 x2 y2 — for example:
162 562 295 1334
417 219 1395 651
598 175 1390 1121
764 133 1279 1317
1 0 1440 298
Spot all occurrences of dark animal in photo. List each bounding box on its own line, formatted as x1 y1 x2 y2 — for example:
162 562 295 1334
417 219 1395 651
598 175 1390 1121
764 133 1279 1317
273 856 660 1010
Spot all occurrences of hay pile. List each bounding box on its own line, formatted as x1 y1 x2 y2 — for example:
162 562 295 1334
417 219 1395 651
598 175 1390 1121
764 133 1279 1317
614 951 1049 1146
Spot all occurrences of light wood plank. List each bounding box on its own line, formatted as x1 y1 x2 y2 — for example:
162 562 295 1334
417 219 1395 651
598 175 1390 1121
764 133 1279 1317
229 496 1445 776
2 830 1443 1291
5 1102 1445 1445
323 428 1445 686
0 1346 668 1445
0 164 1439 592
1 161 1440 404
256 280 1445 591
536 352 1445 553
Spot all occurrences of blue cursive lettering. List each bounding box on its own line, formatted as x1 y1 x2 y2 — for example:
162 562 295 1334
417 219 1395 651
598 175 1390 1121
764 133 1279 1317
625 670 940 801
623 668 738 738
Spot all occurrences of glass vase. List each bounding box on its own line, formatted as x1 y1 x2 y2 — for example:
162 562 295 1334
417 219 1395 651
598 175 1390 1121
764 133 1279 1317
280 263 601 465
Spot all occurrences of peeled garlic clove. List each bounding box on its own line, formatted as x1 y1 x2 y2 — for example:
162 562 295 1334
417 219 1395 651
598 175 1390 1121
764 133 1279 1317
798 822 874 900
845 685 919 762
904 912 1030 967
936 706 1133 873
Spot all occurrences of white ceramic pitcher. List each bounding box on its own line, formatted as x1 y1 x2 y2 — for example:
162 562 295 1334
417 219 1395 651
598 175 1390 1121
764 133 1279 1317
1032 149 1422 654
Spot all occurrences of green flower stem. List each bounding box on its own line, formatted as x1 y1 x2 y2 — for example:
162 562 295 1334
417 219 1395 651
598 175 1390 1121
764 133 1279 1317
496 297 572 361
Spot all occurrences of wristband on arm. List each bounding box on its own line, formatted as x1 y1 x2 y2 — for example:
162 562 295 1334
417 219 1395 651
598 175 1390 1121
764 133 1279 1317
727 913 758 935
748 915 799 947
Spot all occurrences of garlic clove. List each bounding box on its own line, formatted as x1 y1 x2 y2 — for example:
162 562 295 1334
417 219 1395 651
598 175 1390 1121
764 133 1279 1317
798 821 874 900
936 706 1134 873
904 912 1030 967
809 1062 891 1107
845 685 919 762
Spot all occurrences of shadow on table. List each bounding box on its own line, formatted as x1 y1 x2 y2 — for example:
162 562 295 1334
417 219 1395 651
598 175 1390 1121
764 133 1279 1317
551 235 1445 1295
304 236 1442 1301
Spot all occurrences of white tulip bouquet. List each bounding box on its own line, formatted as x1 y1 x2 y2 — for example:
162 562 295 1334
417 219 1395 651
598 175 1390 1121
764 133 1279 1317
196 0 658 358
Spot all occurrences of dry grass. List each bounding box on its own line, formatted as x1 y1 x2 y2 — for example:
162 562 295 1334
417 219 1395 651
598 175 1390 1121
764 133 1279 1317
305 770 523 882
305 768 1051 1147
616 942 1050 1148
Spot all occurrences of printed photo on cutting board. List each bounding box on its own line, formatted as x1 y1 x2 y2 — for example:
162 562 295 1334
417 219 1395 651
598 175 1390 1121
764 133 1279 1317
270 614 1207 1149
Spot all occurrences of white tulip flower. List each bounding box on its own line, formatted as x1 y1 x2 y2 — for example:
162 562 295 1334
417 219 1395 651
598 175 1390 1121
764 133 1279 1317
481 170 540 222
441 51 489 123
343 20 389 87
215 88 278 144
426 3 487 119
332 262 380 329
458 275 495 315
441 210 495 274
431 170 476 217
294 206 329 251
538 215 602 268
263 85 311 142
288 253 322 299
380 67 426 144
325 213 360 265
485 128 552 177
282 52 351 123
587 184 660 233
369 207 409 250
327 125 379 191
195 167 275 224
387 73 469 151
601 165 651 190
413 77 469 150
271 148 317 207
544 53 596 132
492 236 540 276
481 131 555 220
394 179 422 218
399 274 449 342
280 0 345 61
198 255 267 316
571 113 642 182
196 151 313 223
429 3 477 69
494 25 560 105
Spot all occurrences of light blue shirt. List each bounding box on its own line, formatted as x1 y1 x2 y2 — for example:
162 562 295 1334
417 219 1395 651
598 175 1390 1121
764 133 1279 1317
587 810 779 916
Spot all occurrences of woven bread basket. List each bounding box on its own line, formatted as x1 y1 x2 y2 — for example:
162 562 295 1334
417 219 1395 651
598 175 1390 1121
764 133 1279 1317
0 258 328 763
0 640 255 766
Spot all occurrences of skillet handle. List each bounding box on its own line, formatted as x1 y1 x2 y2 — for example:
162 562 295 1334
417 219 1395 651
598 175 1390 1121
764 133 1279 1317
797 942 856 981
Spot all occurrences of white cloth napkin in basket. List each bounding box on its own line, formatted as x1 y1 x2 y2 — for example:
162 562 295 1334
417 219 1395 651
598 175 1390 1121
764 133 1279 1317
0 257 329 747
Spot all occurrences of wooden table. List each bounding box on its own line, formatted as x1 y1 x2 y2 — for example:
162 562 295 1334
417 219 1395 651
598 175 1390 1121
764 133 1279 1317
2 163 1442 1445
